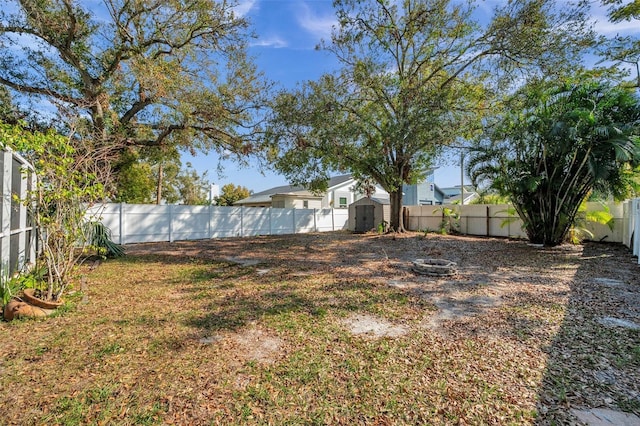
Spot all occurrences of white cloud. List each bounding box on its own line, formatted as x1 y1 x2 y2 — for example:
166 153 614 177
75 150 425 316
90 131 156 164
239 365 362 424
588 2 638 36
591 15 638 36
251 35 288 48
295 2 337 41
233 0 258 17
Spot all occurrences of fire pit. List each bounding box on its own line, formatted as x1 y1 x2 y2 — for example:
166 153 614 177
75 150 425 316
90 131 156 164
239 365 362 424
412 258 457 276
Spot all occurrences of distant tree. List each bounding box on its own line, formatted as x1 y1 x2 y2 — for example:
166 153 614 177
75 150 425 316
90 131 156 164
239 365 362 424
113 159 155 204
469 190 510 205
114 152 211 205
0 0 269 189
598 1 640 88
0 86 18 124
176 164 210 205
467 80 640 246
214 183 251 206
264 0 595 232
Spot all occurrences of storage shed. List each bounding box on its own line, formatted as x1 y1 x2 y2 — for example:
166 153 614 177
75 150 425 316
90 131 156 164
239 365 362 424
348 197 390 233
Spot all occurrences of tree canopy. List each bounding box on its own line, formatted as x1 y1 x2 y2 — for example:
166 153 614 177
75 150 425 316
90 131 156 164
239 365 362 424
467 80 640 246
263 0 594 231
598 0 640 88
214 183 251 206
0 0 268 192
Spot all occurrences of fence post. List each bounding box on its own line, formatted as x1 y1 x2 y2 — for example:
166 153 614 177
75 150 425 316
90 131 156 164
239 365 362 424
118 203 125 245
240 206 244 237
332 208 335 231
208 204 213 239
486 206 490 237
29 167 37 264
292 208 296 234
1 150 12 272
314 208 317 232
268 207 272 236
16 158 27 269
169 204 174 242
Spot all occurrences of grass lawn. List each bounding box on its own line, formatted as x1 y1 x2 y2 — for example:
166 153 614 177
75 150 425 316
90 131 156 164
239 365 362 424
1 232 639 425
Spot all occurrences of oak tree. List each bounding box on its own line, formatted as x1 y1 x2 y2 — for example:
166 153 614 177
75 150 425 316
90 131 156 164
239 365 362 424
264 0 594 231
0 0 268 192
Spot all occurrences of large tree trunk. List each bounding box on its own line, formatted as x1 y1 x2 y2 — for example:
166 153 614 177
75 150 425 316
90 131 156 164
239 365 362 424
389 189 406 232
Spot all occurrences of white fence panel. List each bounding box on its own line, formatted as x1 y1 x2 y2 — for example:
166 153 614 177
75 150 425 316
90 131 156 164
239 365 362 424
87 204 349 244
487 205 527 238
295 208 317 233
210 206 243 238
124 204 171 243
271 209 295 235
582 202 624 243
316 209 337 232
242 207 273 236
172 205 210 242
333 209 349 230
0 149 37 276
86 204 122 243
406 205 441 232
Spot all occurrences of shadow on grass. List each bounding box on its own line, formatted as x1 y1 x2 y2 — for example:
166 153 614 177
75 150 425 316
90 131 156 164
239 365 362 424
185 287 326 332
536 242 640 424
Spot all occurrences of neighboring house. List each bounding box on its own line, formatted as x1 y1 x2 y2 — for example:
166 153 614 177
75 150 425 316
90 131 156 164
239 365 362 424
403 182 445 205
402 169 445 205
235 172 450 208
441 185 479 204
234 175 389 209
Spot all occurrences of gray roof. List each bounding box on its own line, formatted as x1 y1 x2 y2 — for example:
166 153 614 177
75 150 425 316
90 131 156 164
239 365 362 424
235 174 353 205
370 197 390 205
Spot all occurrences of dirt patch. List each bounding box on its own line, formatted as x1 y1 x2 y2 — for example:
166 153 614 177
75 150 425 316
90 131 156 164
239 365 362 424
228 326 284 365
341 313 409 338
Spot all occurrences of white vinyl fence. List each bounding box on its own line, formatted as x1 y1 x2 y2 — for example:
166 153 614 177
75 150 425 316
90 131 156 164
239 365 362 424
407 201 635 252
88 199 640 265
0 148 37 276
86 204 349 244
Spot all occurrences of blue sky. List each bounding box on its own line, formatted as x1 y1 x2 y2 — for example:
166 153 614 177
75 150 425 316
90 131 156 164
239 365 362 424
183 0 637 193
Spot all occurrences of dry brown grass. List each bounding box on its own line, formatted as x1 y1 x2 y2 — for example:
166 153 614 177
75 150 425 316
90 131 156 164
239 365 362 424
1 232 639 425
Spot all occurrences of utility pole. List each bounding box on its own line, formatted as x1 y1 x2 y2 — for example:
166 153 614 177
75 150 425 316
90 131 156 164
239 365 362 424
460 151 464 205
156 163 163 205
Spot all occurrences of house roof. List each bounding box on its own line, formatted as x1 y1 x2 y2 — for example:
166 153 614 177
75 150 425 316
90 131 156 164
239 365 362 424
271 191 323 199
234 174 353 205
443 191 479 204
370 197 390 205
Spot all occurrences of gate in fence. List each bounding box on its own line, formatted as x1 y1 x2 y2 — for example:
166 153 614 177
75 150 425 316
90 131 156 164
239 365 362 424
0 148 37 277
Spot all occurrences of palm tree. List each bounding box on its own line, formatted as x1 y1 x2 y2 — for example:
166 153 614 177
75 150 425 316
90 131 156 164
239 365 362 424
468 80 640 246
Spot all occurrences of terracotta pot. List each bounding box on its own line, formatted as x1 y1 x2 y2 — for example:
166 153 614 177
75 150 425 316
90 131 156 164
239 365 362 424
22 288 64 310
3 299 53 321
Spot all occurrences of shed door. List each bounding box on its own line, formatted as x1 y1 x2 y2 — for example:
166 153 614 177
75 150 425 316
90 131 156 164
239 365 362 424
355 205 375 233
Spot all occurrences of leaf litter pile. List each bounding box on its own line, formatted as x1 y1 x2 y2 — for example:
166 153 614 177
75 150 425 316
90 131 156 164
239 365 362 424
1 232 639 425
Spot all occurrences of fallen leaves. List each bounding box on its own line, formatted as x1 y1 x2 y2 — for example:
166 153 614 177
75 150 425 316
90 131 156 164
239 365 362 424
0 233 638 424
